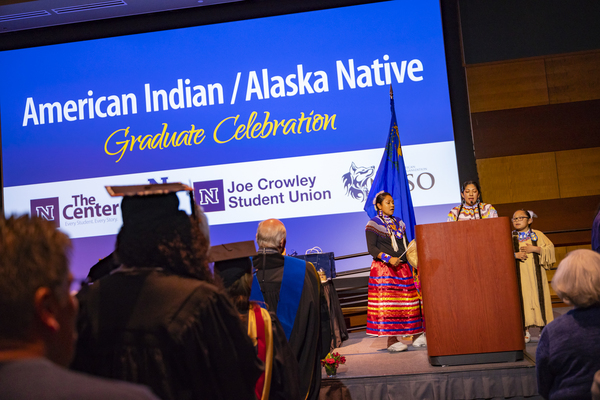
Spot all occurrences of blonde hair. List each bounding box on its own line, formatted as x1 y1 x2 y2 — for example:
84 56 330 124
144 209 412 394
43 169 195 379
552 249 600 308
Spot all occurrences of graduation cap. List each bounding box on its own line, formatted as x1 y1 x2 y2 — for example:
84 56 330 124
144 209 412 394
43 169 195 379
105 183 197 269
210 241 256 288
106 183 195 220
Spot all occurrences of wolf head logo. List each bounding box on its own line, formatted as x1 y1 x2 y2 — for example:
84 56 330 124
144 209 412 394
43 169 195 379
342 162 375 202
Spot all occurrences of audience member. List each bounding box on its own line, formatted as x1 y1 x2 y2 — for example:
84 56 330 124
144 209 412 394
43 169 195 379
511 209 555 343
593 370 600 400
0 215 159 400
71 185 262 400
213 241 301 400
251 219 331 400
536 249 600 400
365 191 425 352
593 205 600 253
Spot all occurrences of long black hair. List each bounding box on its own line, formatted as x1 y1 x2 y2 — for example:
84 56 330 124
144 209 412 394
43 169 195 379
116 194 215 284
460 180 483 202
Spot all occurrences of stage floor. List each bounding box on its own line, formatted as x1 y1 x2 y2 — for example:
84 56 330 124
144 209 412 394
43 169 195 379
319 307 573 399
319 331 541 400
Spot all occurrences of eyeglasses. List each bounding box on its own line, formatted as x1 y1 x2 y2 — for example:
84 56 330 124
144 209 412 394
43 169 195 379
512 216 528 221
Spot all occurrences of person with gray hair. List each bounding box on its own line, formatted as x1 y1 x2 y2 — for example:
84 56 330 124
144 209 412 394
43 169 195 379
251 218 331 400
536 249 600 400
0 215 159 400
256 218 287 251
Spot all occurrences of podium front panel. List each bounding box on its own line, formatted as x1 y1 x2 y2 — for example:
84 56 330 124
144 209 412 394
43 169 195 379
416 217 524 360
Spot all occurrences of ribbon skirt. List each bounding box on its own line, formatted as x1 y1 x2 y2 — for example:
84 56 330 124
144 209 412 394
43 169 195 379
366 260 424 337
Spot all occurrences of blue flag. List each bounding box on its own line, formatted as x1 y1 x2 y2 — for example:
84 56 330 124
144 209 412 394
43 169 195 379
364 87 417 242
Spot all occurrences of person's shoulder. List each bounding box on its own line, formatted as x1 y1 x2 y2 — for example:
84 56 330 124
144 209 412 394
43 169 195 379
366 216 383 224
479 202 495 209
531 229 550 239
145 273 226 319
0 359 160 400
253 252 284 267
143 269 220 294
281 256 319 285
283 255 310 270
366 217 385 231
446 205 460 221
571 304 600 318
478 202 498 218
66 371 160 400
542 310 579 338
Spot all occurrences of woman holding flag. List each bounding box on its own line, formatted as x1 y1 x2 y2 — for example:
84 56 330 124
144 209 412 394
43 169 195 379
365 191 425 352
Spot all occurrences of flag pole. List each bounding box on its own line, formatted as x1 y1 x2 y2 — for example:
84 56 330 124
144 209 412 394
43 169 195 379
364 85 417 241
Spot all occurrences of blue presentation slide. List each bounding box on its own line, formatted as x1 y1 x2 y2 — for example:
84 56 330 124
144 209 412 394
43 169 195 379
1 0 461 281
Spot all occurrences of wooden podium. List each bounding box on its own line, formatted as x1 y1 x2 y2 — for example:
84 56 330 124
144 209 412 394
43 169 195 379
416 217 524 366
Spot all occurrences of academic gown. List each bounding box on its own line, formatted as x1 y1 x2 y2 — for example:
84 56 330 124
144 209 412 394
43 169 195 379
241 306 301 400
72 268 263 400
252 253 331 400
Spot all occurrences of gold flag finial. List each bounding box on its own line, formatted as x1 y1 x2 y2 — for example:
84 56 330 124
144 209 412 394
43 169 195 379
389 84 394 100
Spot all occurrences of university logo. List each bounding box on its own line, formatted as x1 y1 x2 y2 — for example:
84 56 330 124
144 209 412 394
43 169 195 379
30 197 61 227
193 180 225 212
342 162 375 202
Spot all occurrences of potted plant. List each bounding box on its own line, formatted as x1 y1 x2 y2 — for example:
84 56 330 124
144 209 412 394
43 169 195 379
321 352 346 377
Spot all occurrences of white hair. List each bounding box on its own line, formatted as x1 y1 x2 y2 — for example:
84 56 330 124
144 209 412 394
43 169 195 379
552 249 600 308
256 219 286 249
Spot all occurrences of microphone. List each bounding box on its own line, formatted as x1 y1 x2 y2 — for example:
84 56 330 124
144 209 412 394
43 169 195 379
512 230 521 263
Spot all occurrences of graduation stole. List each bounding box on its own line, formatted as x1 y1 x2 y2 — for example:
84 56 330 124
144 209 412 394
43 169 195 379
248 303 274 400
250 255 306 340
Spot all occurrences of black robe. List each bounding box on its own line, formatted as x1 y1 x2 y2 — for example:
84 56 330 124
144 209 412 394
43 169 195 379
240 307 301 400
252 252 331 400
72 269 263 400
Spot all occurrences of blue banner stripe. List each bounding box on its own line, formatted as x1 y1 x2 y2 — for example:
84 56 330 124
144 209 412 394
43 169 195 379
367 327 423 333
370 275 412 281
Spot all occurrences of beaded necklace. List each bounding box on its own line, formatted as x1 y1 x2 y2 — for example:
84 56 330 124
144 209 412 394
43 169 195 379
377 210 405 252
517 229 538 243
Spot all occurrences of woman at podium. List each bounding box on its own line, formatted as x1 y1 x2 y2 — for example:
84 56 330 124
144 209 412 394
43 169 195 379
365 191 425 352
447 181 498 221
512 209 555 343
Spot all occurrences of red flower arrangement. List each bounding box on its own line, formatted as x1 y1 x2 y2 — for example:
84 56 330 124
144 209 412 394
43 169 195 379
321 352 346 376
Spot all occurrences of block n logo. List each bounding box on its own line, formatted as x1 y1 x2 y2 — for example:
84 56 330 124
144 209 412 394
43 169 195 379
30 197 61 227
193 180 225 212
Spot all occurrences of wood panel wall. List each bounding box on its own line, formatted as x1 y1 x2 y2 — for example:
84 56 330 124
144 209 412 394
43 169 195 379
466 51 600 250
465 50 600 306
